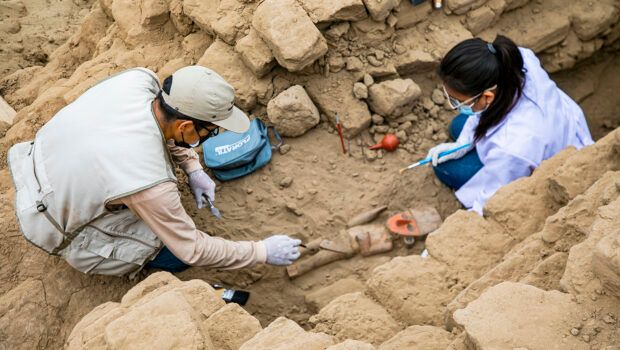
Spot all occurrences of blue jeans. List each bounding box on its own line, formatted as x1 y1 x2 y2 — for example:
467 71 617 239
145 246 190 273
432 114 484 190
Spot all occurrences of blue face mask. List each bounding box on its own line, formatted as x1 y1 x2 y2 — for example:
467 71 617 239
459 103 488 117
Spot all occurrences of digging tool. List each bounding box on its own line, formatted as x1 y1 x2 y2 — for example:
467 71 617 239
336 115 347 154
399 143 472 174
203 194 222 219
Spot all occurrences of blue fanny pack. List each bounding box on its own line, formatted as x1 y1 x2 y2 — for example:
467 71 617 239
202 118 282 181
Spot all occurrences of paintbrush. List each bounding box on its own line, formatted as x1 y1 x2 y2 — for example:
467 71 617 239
399 143 472 174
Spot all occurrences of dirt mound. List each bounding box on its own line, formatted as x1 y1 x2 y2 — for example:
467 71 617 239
0 0 619 349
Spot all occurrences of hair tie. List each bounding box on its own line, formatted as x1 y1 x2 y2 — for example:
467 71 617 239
487 43 497 54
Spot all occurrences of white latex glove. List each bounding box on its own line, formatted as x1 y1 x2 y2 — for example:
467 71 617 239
188 169 216 209
262 235 302 266
426 140 474 166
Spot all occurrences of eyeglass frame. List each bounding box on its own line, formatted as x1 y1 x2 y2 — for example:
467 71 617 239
442 84 497 110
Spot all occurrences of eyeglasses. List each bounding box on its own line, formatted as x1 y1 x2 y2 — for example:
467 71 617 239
442 85 497 110
194 123 219 145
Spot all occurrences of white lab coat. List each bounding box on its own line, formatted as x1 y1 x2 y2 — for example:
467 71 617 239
455 48 594 215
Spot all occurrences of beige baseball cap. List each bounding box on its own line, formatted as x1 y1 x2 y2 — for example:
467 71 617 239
160 66 250 133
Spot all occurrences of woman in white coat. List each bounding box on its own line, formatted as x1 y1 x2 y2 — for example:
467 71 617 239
427 35 594 215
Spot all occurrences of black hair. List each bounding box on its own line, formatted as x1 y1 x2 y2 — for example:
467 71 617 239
439 35 525 141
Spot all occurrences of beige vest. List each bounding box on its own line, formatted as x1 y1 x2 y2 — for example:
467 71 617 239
8 68 177 276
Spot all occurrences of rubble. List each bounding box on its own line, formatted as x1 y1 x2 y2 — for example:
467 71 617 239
367 79 422 119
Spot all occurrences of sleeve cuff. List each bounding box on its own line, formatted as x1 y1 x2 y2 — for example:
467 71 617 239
254 241 267 264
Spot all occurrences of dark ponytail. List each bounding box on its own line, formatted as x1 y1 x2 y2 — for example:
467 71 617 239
439 35 525 141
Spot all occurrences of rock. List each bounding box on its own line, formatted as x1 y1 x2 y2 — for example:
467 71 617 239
300 0 368 23
592 230 620 297
378 326 453 350
325 22 351 41
353 82 368 99
203 303 263 350
0 280 49 349
453 282 588 350
0 95 17 124
169 0 193 36
253 0 328 72
571 1 619 41
198 39 271 110
503 12 571 53
367 79 421 119
371 114 384 124
327 339 376 350
465 6 496 35
183 0 220 34
366 256 454 326
240 317 335 350
446 0 487 15
363 74 374 86
279 144 292 155
362 0 400 21
431 88 445 105
110 0 175 45
310 292 401 346
280 176 294 188
395 130 407 142
306 71 372 138
235 29 277 78
106 290 214 349
367 55 382 67
120 271 182 307
140 0 170 27
350 17 395 45
426 210 513 286
286 203 303 216
267 85 320 137
394 1 431 29
346 57 364 72
211 11 244 45
0 20 21 34
305 278 366 311
328 54 346 72
395 50 439 76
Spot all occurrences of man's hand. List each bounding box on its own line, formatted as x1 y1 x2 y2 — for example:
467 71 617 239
188 169 216 209
262 235 302 266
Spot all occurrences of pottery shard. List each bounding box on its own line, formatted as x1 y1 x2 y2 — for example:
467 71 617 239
235 28 276 78
592 230 620 297
367 79 421 119
267 85 320 137
362 0 400 21
253 0 328 72
203 303 263 350
571 1 619 41
454 282 588 350
240 317 335 350
310 292 401 346
300 0 368 23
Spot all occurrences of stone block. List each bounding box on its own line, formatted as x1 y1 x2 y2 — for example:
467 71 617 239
445 0 487 15
504 12 570 53
453 282 588 350
203 303 262 350
310 292 401 346
377 325 453 350
327 339 376 350
394 49 437 75
235 28 276 78
366 256 455 326
306 71 372 138
367 79 421 119
362 0 400 21
253 0 328 72
300 0 368 23
593 230 620 297
198 39 272 110
465 6 495 35
240 317 335 350
571 1 619 41
425 210 514 286
394 1 431 30
267 85 320 137
183 0 220 34
120 271 181 307
305 278 366 311
169 0 193 36
105 291 214 350
66 302 125 350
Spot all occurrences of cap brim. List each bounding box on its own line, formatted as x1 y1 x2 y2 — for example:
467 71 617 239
211 106 250 133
